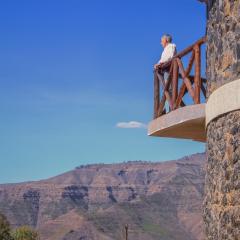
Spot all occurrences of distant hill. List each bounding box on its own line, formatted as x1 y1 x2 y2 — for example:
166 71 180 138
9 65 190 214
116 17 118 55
0 153 205 240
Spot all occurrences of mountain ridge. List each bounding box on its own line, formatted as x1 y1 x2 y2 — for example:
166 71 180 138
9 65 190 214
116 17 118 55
0 152 206 240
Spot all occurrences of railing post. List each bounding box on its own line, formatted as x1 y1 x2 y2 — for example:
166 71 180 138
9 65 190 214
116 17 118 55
194 44 201 104
154 70 160 118
172 59 179 109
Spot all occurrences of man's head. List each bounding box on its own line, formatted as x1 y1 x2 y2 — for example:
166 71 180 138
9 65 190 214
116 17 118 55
161 34 172 48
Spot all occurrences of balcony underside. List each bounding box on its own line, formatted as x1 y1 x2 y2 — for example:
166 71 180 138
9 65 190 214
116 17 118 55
148 104 206 142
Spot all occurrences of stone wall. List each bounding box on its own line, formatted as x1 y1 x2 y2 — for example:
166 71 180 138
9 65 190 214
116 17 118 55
206 0 240 97
204 0 240 239
204 111 240 239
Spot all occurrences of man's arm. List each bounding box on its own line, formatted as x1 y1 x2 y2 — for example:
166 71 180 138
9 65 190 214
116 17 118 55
160 44 176 63
154 44 176 70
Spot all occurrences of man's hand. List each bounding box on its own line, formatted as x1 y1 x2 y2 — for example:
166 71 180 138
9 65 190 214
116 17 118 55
154 64 159 70
154 63 163 70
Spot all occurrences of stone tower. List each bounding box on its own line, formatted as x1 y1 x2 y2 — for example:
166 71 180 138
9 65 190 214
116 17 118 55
203 0 240 239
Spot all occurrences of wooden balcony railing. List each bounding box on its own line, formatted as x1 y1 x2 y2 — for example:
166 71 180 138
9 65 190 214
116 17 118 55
153 37 206 119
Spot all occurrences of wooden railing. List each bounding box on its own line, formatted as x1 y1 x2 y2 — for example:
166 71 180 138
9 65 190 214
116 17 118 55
153 37 206 119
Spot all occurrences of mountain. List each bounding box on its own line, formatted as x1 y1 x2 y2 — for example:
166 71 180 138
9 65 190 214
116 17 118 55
0 153 206 240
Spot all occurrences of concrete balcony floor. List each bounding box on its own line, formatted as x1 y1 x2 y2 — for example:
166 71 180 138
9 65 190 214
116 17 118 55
148 104 206 142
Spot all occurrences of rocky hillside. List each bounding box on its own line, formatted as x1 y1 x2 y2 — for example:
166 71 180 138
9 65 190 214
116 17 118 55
0 153 205 240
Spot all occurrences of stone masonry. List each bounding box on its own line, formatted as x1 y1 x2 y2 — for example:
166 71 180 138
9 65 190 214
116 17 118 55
206 0 240 96
203 0 240 239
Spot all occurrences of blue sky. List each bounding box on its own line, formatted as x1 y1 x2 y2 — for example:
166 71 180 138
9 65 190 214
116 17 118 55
0 0 206 183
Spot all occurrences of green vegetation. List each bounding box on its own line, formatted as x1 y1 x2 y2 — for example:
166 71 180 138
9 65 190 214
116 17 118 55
11 226 39 240
0 213 39 240
142 223 168 237
0 213 13 240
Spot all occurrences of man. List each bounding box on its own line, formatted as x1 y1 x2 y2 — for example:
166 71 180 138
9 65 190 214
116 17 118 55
154 34 177 113
154 34 177 70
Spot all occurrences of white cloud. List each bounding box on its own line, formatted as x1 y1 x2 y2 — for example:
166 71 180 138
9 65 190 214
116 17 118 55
116 121 147 129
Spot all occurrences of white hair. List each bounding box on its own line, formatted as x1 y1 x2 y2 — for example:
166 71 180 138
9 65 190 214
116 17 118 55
162 34 172 43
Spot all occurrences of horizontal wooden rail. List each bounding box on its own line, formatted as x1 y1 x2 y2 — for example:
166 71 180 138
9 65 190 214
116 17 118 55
153 37 206 119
